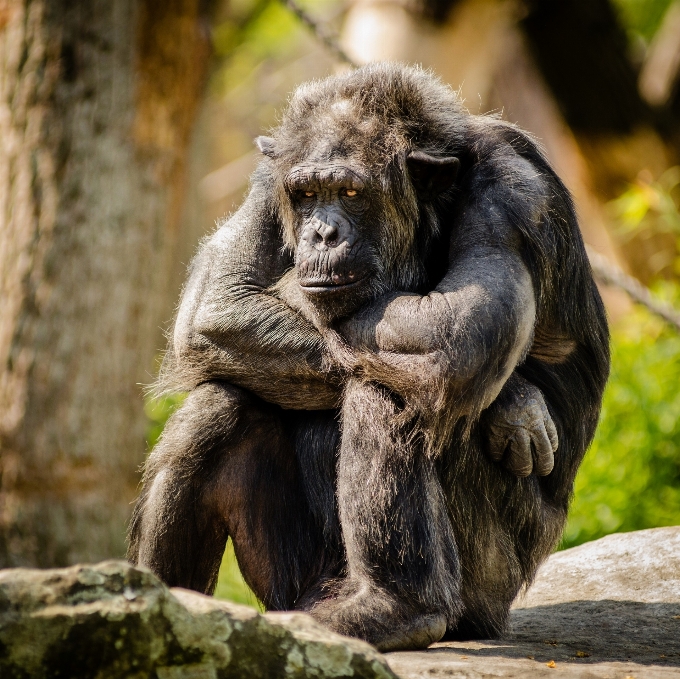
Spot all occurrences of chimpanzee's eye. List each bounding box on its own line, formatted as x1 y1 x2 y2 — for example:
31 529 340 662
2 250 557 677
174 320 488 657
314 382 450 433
296 190 316 205
343 188 358 197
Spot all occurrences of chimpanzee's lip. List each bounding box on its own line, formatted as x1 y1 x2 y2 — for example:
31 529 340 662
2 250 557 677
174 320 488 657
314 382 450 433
299 276 366 294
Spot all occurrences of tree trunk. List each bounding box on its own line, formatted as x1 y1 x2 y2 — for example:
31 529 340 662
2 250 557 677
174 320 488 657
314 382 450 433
0 0 213 567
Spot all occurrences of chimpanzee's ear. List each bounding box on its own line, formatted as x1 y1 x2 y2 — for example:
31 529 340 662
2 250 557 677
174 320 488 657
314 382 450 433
255 136 278 158
406 150 460 201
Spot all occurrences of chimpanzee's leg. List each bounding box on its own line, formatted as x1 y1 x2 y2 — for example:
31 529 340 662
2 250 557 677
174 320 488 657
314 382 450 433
128 381 332 609
307 379 462 652
438 427 566 640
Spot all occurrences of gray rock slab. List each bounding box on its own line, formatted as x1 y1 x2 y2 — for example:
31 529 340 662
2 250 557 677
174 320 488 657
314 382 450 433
2 528 679 678
0 560 396 679
387 527 680 678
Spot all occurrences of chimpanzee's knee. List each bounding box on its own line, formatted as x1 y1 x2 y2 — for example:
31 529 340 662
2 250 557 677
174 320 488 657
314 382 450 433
147 381 265 471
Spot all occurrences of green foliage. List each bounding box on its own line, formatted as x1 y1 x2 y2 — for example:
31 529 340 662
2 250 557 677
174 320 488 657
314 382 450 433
211 0 302 95
612 0 674 42
563 301 680 548
608 166 680 275
214 539 262 610
564 168 680 548
609 167 680 235
144 392 187 451
210 0 341 98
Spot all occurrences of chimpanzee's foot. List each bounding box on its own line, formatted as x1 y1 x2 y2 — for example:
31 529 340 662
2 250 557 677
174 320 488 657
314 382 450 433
307 588 447 651
372 613 447 652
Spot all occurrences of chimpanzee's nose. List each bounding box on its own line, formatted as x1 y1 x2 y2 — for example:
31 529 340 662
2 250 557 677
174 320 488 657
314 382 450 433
312 220 339 247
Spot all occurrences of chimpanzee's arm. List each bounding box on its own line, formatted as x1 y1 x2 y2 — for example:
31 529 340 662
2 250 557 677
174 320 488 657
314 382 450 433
341 245 534 417
171 165 341 410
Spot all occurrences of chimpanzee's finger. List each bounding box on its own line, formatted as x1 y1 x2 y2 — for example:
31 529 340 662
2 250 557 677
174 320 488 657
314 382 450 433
535 396 559 453
531 426 555 476
487 424 509 461
544 410 559 453
505 428 533 477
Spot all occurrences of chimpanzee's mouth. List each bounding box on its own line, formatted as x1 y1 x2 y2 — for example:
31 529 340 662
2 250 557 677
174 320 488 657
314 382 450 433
299 276 366 295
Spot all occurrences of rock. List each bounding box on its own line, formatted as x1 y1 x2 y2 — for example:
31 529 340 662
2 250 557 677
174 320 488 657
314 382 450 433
0 560 396 679
387 526 680 678
3 529 680 678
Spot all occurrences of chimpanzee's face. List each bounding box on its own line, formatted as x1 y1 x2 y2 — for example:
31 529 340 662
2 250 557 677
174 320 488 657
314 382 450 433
255 125 460 320
286 162 382 317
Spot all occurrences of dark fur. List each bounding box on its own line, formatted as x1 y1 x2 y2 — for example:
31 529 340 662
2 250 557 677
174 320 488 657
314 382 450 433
128 64 609 651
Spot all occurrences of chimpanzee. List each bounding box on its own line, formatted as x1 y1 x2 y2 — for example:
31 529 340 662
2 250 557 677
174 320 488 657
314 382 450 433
128 63 609 652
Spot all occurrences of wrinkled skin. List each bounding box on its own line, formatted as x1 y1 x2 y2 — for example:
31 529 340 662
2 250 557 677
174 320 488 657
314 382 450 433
128 64 609 652
286 163 380 321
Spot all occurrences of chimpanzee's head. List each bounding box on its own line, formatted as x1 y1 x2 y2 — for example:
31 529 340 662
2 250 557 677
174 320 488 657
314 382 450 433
256 64 462 320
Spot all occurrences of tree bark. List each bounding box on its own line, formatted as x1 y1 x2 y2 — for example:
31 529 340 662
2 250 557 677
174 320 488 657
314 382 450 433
0 0 213 567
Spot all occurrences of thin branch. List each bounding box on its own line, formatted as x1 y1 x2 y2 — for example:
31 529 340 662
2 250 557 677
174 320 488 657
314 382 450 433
280 0 358 67
586 246 680 332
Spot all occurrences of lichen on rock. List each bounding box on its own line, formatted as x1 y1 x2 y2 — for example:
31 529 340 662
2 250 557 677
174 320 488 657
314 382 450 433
0 560 396 679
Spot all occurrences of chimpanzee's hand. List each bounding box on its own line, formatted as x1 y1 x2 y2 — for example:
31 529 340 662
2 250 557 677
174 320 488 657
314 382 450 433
483 374 558 477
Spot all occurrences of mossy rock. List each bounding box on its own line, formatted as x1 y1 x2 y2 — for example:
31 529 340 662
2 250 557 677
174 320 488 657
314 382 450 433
0 560 396 679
